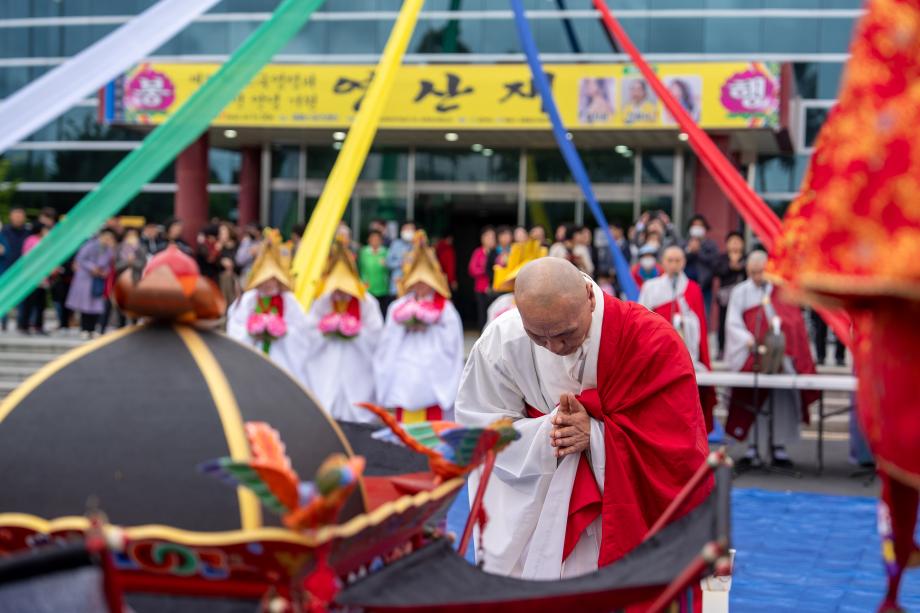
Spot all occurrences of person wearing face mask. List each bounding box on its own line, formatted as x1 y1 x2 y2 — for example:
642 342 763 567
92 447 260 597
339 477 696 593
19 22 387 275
456 257 709 584
385 221 417 307
226 232 311 387
630 243 662 288
683 214 720 320
302 240 384 423
638 246 717 433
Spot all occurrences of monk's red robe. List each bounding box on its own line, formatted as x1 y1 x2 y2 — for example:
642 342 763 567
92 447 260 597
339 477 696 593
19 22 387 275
567 294 712 567
648 279 718 433
725 289 819 440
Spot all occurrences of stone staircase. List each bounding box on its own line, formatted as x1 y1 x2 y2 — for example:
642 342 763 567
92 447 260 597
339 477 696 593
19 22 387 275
0 332 84 401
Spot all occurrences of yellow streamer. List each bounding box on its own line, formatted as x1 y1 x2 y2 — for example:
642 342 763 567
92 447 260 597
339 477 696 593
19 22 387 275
292 0 426 309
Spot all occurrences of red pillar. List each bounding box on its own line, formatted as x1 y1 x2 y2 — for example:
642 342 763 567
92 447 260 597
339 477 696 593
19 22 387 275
174 132 210 245
237 146 261 228
691 134 741 244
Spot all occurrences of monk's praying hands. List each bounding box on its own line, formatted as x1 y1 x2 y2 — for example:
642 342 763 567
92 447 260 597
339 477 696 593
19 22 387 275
551 393 590 457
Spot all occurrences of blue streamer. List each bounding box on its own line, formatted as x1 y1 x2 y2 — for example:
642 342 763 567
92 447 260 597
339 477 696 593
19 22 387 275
509 0 638 301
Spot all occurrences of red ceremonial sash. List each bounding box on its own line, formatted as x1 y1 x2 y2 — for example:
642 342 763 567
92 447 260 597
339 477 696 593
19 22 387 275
522 295 710 570
649 279 716 432
725 287 819 440
524 404 602 562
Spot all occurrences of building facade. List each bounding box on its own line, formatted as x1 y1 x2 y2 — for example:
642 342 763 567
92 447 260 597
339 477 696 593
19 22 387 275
1 1 858 250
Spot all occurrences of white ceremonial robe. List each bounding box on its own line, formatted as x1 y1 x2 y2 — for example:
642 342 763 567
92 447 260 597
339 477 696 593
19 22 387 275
301 293 384 423
638 272 703 368
455 280 607 580
725 279 801 446
486 292 515 325
373 293 465 419
226 289 312 388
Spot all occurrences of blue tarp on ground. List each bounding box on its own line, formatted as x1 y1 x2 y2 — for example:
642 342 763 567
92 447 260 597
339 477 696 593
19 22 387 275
445 486 920 611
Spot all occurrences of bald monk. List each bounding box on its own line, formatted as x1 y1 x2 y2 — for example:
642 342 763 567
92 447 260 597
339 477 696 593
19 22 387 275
456 258 710 580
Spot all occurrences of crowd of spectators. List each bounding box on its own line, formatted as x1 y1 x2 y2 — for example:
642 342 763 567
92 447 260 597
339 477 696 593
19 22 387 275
0 206 847 365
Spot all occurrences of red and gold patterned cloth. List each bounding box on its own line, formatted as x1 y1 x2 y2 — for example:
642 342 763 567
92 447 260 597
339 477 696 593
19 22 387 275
772 0 920 490
770 0 920 304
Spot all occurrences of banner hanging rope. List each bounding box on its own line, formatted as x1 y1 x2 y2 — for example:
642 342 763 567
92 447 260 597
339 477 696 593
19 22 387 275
0 0 327 318
291 0 426 310
509 0 639 301
592 0 851 346
0 0 222 155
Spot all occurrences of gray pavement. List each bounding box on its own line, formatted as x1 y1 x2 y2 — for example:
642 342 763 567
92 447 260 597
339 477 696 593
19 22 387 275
724 436 878 497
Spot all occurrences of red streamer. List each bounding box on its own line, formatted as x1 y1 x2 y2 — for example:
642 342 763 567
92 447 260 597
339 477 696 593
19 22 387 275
593 0 852 348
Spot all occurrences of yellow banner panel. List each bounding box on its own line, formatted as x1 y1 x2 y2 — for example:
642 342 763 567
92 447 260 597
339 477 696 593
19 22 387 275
109 62 780 130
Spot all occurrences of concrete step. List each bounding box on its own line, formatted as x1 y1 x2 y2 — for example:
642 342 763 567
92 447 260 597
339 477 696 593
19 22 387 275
0 332 83 354
0 351 59 369
0 381 16 401
0 365 41 383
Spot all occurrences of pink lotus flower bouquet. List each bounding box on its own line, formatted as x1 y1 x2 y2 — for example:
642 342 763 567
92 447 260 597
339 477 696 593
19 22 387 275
392 298 443 330
247 311 287 354
318 312 361 340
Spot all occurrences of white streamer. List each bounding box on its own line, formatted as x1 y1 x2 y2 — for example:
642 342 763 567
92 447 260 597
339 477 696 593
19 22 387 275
0 0 221 154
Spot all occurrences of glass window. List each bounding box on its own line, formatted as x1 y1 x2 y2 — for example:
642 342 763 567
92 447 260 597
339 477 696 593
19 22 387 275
269 190 298 236
819 18 857 52
804 107 829 148
0 29 29 59
360 148 408 181
641 152 674 185
415 149 517 183
13 191 93 216
765 198 793 217
529 150 572 184
0 67 32 98
357 196 407 241
59 1 158 16
155 22 231 56
762 19 818 54
209 148 241 184
703 18 761 53
44 150 128 182
121 192 175 223
209 192 238 222
412 18 475 55
756 154 811 193
648 18 703 53
793 63 819 100
212 0 276 10
640 196 672 217
585 201 633 231
817 63 844 99
2 150 53 182
526 201 577 238
582 150 633 184
306 146 338 179
63 25 118 56
271 145 299 179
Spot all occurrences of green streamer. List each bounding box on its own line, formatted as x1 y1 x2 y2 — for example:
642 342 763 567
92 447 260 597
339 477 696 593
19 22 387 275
0 0 325 316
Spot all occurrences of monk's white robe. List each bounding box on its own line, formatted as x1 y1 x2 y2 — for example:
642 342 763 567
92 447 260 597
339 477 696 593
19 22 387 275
486 292 515 325
725 279 801 446
638 272 703 368
373 292 465 420
302 293 384 423
455 281 606 580
226 289 312 389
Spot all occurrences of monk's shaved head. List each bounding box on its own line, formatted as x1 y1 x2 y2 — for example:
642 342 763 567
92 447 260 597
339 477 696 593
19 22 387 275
515 258 596 356
661 245 686 277
515 257 589 306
